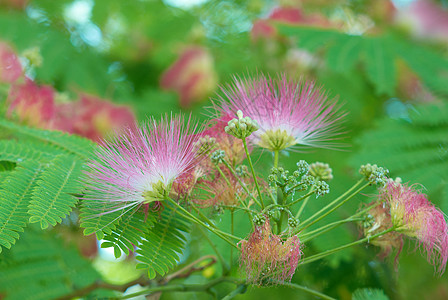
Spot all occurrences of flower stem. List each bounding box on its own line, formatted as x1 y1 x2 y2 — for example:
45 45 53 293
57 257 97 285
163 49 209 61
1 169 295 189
230 209 234 268
242 138 264 209
294 179 366 234
166 197 239 249
215 164 232 187
273 150 279 169
222 284 247 300
272 150 279 205
287 189 315 208
300 227 395 265
300 217 364 243
119 277 242 299
279 282 337 300
295 186 315 219
222 159 261 207
197 226 230 274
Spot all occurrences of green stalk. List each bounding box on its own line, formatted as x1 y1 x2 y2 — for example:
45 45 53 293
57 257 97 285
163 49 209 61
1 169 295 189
301 228 395 265
222 159 261 207
222 284 247 300
273 150 279 169
119 277 242 299
279 282 337 300
286 190 315 208
230 209 234 268
294 179 366 234
295 186 315 219
271 150 280 205
166 197 239 249
215 164 232 187
242 138 264 209
298 181 370 232
300 217 364 243
197 226 230 274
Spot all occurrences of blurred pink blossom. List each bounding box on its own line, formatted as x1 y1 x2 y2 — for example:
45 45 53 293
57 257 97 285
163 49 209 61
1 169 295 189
0 41 22 83
160 46 217 107
7 79 55 128
397 0 448 43
251 7 335 41
53 94 136 142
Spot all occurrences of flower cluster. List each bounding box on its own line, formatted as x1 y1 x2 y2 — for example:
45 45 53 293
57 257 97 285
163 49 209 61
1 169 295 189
239 219 302 285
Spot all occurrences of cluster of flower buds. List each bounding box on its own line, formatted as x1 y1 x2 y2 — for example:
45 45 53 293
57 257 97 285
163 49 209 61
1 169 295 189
309 162 333 181
288 217 300 228
210 149 226 165
224 110 259 139
194 136 216 156
268 161 330 198
235 165 249 177
359 163 389 186
253 214 267 226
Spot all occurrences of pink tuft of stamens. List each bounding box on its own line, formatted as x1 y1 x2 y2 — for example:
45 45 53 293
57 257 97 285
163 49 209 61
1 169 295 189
239 219 302 285
84 114 201 213
214 73 346 151
382 182 448 275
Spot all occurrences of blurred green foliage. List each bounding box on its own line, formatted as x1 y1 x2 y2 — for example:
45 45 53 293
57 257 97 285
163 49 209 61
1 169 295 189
0 0 447 299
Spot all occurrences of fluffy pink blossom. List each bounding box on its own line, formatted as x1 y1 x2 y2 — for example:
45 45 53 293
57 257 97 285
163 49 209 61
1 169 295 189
362 201 404 265
7 79 55 128
381 182 448 275
53 94 136 142
84 115 201 213
0 41 22 83
239 219 302 285
160 46 217 107
397 0 448 43
214 73 345 151
251 7 336 41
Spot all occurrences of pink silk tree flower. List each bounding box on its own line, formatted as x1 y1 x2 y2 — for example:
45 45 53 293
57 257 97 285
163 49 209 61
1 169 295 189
362 201 404 265
84 114 202 214
381 182 448 275
52 94 136 142
0 41 22 83
251 7 336 41
239 219 302 285
7 79 55 128
160 46 218 108
214 73 345 152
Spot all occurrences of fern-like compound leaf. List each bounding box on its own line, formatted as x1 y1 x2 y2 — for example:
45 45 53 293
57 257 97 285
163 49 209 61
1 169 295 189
101 209 156 257
0 119 96 159
350 103 448 210
0 160 42 252
0 229 101 300
136 204 191 279
352 288 389 300
28 155 84 229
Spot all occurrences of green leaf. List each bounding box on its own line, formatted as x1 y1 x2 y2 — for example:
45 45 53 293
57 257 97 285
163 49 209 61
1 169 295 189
136 204 191 279
326 35 363 73
352 288 389 300
0 228 100 300
28 155 84 229
0 119 96 159
363 37 396 96
102 210 155 258
80 196 139 240
0 161 42 252
0 140 52 163
350 103 448 209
